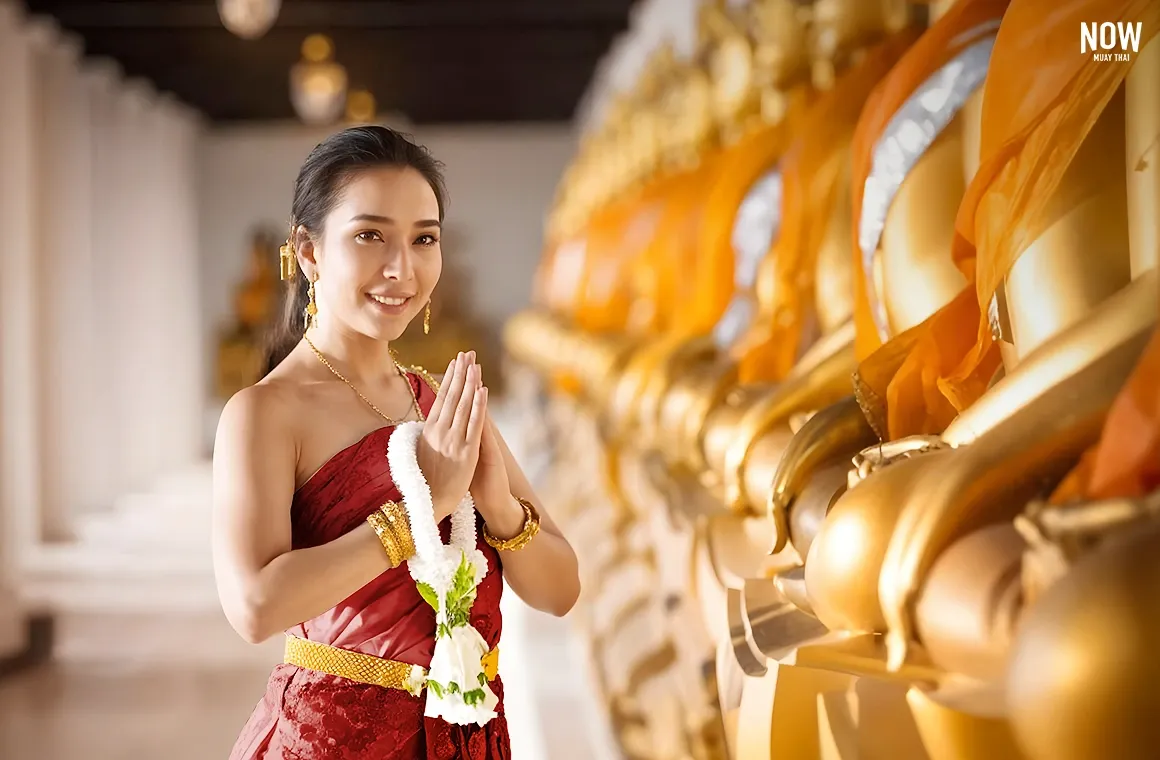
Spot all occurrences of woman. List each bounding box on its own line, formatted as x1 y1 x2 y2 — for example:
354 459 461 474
213 125 580 759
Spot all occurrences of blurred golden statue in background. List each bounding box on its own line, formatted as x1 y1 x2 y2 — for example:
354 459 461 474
505 0 1160 758
215 229 280 399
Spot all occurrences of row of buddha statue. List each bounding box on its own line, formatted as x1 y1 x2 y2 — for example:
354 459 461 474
503 0 1160 758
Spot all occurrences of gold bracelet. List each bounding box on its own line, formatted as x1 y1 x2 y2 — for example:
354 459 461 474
367 509 402 566
483 496 541 552
367 502 414 567
380 501 415 561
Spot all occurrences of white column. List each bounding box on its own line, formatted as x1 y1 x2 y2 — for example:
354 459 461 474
101 81 205 493
111 81 159 494
154 98 206 472
29 19 96 540
82 57 125 513
0 0 38 658
67 62 204 512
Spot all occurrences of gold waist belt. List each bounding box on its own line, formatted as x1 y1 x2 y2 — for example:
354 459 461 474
284 635 500 694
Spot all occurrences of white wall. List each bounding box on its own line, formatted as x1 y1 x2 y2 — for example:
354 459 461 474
196 120 578 404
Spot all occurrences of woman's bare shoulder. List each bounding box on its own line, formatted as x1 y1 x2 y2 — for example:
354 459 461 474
217 358 315 445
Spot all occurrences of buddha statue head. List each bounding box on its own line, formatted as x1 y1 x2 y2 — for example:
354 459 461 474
750 0 813 122
809 0 911 87
700 1 757 140
234 228 279 332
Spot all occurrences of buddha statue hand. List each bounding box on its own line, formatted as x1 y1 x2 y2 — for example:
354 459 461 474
848 434 950 487
766 395 878 555
1016 491 1160 605
1007 508 1160 760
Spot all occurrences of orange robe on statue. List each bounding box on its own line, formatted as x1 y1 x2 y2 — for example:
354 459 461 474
848 0 1010 437
1051 327 1160 502
733 28 920 384
633 161 722 337
856 0 1160 439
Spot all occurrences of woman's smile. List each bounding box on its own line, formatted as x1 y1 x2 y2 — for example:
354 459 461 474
366 292 413 315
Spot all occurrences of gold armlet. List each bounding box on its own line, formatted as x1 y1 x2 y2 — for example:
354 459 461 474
367 501 415 567
483 497 541 552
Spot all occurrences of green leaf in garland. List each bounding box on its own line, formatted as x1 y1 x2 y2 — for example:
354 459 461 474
463 688 486 707
445 556 472 610
416 582 440 611
451 553 475 600
428 680 445 699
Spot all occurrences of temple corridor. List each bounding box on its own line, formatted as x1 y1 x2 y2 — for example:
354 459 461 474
3 1 1158 759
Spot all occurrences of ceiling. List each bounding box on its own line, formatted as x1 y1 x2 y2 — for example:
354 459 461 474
24 0 635 124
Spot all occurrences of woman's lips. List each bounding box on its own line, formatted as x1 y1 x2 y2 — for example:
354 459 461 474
367 293 412 315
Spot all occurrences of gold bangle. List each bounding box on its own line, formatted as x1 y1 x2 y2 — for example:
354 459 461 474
483 496 541 552
380 501 415 561
367 509 403 566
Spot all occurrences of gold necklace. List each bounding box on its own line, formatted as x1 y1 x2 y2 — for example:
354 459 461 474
304 335 425 425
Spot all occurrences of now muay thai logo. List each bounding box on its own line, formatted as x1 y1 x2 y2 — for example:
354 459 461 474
1081 21 1142 61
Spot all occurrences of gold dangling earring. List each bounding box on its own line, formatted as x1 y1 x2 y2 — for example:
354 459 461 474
423 301 431 335
279 224 298 281
304 274 319 330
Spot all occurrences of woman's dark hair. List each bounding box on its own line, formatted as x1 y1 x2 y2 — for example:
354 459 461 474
263 125 448 374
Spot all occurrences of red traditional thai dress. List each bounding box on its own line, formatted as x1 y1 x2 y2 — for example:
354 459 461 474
230 372 511 759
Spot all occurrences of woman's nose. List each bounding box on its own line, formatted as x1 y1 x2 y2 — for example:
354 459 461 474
383 244 415 280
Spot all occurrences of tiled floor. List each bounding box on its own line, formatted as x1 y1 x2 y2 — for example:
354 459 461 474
0 603 612 760
0 659 271 759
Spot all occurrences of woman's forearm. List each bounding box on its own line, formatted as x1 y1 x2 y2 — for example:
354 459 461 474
481 495 580 617
229 523 392 643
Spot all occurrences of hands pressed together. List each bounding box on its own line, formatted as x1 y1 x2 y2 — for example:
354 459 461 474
415 351 510 523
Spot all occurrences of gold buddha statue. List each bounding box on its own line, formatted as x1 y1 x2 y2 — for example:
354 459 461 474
505 27 737 758
215 229 280 398
742 0 1008 598
534 5 914 756
692 1 1014 755
659 0 916 508
550 11 815 700
727 0 1160 757
654 0 918 645
806 0 1157 646
506 0 1160 756
525 52 676 401
506 9 920 755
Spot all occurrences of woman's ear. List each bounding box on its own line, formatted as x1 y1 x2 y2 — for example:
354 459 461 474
294 225 319 280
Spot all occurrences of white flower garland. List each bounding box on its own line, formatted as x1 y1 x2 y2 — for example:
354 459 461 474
387 421 499 726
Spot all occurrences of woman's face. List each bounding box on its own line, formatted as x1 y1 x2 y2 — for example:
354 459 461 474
311 166 442 341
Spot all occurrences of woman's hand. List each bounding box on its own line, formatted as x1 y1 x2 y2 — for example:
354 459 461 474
469 415 512 517
417 351 488 522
